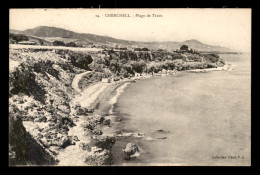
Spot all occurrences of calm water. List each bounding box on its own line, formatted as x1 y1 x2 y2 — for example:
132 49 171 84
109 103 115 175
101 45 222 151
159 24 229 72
111 53 251 166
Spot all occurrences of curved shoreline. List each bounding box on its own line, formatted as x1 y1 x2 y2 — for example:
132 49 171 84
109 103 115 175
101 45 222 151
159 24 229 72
58 64 233 166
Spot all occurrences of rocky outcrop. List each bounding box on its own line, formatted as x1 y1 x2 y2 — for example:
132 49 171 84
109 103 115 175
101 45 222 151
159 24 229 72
90 136 116 150
9 49 84 165
84 147 113 166
9 110 58 165
123 143 139 160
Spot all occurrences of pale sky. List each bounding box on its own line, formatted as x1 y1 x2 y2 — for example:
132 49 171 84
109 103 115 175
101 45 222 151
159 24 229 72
10 9 251 52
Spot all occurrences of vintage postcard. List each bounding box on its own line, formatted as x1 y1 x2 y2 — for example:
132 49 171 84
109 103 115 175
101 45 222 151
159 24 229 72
9 8 251 166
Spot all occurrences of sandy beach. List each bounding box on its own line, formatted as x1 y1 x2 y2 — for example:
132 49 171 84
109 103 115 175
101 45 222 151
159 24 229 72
55 64 234 166
56 72 147 165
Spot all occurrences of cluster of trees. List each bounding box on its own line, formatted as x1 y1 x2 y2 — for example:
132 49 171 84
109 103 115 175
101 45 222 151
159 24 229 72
53 40 78 47
146 59 218 73
53 40 65 46
180 45 189 51
68 52 93 70
116 47 127 50
178 45 199 54
54 49 94 70
54 44 222 80
9 34 29 43
134 48 149 52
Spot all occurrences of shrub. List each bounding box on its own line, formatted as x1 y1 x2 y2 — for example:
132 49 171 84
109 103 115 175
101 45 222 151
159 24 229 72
53 40 65 46
202 53 220 63
130 60 147 73
138 52 152 61
33 60 60 80
9 33 29 43
141 48 149 51
172 53 185 60
57 63 75 73
122 63 134 75
180 45 189 51
134 48 141 52
109 60 120 73
65 42 77 47
69 52 93 70
9 64 46 103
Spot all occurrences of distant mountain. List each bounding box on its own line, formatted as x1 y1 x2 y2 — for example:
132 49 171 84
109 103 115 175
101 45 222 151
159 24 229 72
10 29 22 34
10 26 234 52
17 26 135 45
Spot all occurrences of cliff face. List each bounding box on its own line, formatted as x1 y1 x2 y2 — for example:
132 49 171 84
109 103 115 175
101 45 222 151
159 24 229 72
9 110 58 165
9 48 83 165
9 47 225 166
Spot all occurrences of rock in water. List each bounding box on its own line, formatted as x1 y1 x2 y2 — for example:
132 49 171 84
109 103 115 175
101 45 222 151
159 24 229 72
123 143 139 160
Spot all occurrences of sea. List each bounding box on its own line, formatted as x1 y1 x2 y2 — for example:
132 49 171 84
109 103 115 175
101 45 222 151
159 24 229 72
110 53 251 166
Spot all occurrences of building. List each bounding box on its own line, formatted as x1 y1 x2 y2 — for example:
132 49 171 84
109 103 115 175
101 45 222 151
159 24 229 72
17 41 37 45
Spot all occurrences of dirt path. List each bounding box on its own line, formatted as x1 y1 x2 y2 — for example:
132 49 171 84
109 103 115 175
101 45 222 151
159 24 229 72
71 71 92 93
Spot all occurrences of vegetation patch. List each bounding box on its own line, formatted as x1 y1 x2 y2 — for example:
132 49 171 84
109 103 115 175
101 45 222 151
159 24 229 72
9 63 46 104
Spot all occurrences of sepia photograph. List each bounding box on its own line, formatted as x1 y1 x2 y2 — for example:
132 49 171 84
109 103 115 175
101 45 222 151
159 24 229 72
9 8 251 166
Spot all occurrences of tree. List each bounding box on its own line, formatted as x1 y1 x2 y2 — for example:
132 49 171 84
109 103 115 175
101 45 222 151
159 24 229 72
122 63 134 75
130 60 146 73
109 60 120 73
141 48 149 51
180 45 189 51
66 42 77 47
53 40 65 46
69 52 93 70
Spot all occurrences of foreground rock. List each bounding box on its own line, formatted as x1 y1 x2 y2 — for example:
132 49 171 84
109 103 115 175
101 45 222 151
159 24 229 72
123 143 139 160
85 147 113 166
90 136 116 150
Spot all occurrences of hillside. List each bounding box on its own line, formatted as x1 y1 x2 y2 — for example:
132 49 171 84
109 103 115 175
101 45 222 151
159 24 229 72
138 39 233 52
10 26 234 52
9 45 226 165
14 26 135 46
